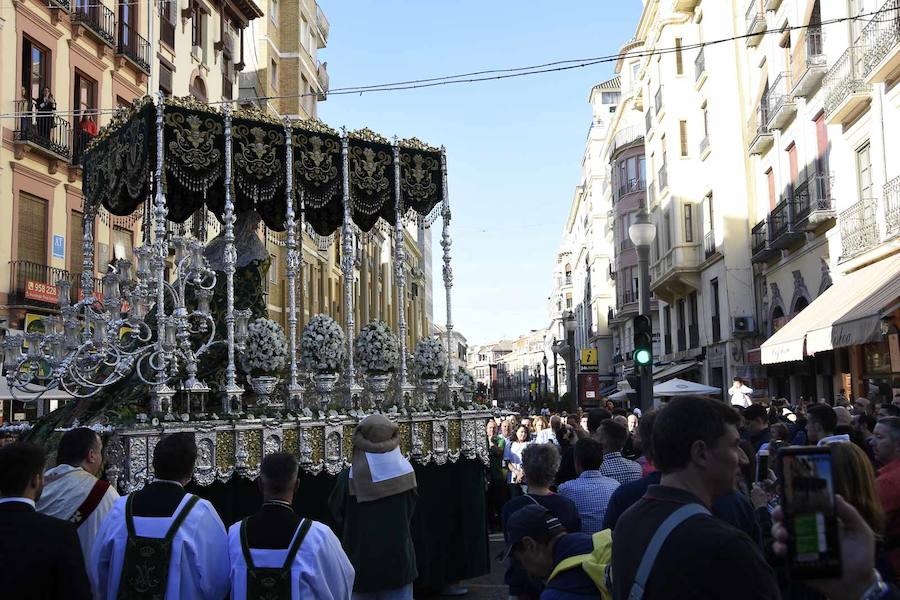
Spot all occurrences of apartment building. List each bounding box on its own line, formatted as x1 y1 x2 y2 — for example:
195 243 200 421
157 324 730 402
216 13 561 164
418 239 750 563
496 330 547 407
434 324 468 375
545 76 619 403
756 0 900 404
466 340 513 399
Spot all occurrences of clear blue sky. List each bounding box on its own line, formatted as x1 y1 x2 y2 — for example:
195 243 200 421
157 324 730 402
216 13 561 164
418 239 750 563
317 1 643 346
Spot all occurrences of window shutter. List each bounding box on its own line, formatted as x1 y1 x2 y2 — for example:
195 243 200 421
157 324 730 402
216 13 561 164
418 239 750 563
70 212 84 273
680 121 689 157
18 193 48 265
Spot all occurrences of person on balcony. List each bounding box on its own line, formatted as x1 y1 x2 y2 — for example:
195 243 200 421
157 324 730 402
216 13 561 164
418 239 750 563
36 87 56 141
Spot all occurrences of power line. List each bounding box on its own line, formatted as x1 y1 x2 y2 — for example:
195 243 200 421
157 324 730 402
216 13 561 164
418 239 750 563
0 8 891 118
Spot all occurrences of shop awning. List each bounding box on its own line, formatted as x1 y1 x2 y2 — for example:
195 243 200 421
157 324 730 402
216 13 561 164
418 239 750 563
761 254 900 364
653 361 700 381
806 254 900 354
653 378 721 397
0 379 74 402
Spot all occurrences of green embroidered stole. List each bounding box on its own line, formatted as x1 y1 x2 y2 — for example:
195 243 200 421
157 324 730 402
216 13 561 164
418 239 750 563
116 494 200 600
240 517 312 600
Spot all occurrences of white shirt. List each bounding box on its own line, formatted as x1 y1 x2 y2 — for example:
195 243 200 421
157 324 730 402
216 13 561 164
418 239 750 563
227 518 355 600
535 429 557 445
90 492 230 600
817 433 851 446
728 384 753 408
0 496 35 507
36 464 119 564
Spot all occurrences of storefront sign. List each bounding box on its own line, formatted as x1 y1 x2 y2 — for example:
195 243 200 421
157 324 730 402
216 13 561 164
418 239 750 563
25 280 58 303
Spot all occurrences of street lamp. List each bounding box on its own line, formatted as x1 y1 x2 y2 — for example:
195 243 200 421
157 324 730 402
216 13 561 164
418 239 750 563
563 310 577 414
550 339 561 413
542 354 548 402
628 208 657 412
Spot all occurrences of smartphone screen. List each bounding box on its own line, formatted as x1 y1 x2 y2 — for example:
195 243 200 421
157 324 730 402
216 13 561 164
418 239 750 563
778 446 841 579
756 451 769 482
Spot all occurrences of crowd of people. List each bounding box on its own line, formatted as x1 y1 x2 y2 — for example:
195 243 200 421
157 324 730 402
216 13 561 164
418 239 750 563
491 393 900 599
0 413 423 600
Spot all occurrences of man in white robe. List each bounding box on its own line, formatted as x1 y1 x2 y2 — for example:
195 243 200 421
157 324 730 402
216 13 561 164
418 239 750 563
90 432 229 600
227 452 354 600
37 427 120 564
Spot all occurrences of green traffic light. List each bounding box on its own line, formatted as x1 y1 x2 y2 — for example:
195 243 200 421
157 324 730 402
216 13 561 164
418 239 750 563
634 349 651 365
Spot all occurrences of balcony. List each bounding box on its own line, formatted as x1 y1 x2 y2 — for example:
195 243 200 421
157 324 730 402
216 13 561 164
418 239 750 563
698 134 710 159
116 21 150 74
657 164 668 195
748 102 773 155
885 175 900 239
71 1 116 47
316 61 329 100
751 218 777 262
12 101 72 163
861 0 900 83
8 261 70 308
768 196 804 250
650 244 702 304
839 198 880 261
765 0 783 10
794 173 836 231
703 230 717 259
316 4 330 45
824 46 872 125
792 26 827 98
766 72 796 130
617 177 646 201
611 126 644 156
160 16 175 48
694 47 707 87
745 1 766 47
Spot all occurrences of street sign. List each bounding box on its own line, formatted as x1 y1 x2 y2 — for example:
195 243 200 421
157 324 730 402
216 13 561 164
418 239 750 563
580 348 598 366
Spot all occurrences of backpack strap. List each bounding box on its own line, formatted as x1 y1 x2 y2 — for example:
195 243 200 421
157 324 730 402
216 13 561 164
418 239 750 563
281 519 313 570
163 495 200 542
239 518 255 570
627 504 710 600
523 494 541 507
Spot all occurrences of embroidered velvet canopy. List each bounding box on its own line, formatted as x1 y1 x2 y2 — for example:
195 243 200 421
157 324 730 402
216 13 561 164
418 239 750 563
81 97 445 235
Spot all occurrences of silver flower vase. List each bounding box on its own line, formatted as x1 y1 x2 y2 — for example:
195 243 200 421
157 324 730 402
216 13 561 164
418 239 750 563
364 372 393 412
313 372 340 412
249 375 281 408
419 377 442 412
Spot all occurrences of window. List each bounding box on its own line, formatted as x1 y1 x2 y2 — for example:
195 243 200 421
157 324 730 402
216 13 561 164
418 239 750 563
631 62 639 84
676 299 686 351
856 141 872 198
675 38 684 75
661 135 668 167
112 226 133 263
21 37 50 102
601 91 621 105
787 143 799 188
702 102 709 138
663 305 672 354
664 210 673 251
679 120 688 157
269 0 278 24
18 193 48 264
159 0 176 47
270 59 278 89
766 168 776 209
815 112 829 175
565 293 572 309
684 203 694 242
69 212 84 273
711 278 721 343
269 253 278 283
159 62 173 96
73 71 97 163
688 292 699 348
191 3 203 48
706 193 715 234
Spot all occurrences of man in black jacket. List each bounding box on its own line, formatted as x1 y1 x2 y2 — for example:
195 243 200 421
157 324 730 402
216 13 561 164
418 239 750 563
0 442 92 600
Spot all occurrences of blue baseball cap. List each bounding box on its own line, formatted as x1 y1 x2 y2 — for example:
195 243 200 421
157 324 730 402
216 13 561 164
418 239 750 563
500 504 564 561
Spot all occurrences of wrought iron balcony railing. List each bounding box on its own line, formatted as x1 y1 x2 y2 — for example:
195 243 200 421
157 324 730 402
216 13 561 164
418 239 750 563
751 218 770 259
839 197 879 261
617 177 646 200
704 230 716 259
12 100 72 161
695 46 706 83
792 26 827 97
824 46 871 118
117 21 151 73
861 0 900 79
9 261 70 307
71 1 116 46
794 172 835 226
768 195 800 245
766 71 795 128
885 174 900 239
745 0 766 44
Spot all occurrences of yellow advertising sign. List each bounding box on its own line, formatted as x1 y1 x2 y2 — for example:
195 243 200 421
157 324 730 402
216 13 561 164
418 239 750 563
581 348 598 366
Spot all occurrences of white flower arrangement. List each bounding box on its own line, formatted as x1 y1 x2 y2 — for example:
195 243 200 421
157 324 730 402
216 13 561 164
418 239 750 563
301 314 345 373
456 367 476 392
354 320 401 374
244 318 288 376
414 335 447 380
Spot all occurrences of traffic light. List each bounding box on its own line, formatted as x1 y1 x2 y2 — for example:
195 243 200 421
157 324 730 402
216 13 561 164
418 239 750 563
632 315 653 368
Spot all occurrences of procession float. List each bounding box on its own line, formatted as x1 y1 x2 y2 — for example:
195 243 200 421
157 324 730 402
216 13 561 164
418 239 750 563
6 94 490 589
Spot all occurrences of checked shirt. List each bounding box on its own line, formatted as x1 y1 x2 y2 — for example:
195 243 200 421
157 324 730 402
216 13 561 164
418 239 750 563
600 452 643 485
558 470 620 534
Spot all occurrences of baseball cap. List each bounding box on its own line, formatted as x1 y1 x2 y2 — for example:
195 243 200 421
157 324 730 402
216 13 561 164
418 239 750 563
500 504 565 561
